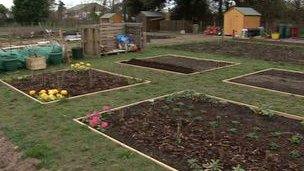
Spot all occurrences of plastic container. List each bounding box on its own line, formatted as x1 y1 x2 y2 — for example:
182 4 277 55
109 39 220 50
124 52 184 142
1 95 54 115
1 56 21 71
271 32 280 40
26 56 47 70
48 52 63 65
72 47 84 59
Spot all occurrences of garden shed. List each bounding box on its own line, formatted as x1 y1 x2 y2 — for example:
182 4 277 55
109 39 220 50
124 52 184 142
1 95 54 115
100 13 123 23
136 11 164 32
224 7 261 36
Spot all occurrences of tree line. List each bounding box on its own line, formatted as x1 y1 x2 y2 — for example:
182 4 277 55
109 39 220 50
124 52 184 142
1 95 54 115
1 0 303 27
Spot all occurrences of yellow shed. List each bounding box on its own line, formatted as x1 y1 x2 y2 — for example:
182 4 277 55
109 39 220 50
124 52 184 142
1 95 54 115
224 7 261 36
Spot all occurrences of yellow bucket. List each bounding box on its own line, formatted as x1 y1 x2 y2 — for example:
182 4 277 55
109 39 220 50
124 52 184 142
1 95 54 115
271 32 280 40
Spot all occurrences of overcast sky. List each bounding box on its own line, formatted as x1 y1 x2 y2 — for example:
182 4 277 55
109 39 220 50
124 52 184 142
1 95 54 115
0 0 95 9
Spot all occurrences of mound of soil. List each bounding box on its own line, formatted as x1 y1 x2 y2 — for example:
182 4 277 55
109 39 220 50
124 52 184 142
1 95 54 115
229 69 304 96
80 93 304 170
0 131 40 171
122 55 233 74
171 41 304 65
8 69 133 97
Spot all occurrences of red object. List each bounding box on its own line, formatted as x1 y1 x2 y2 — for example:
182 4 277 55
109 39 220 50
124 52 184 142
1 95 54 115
204 26 221 35
291 27 300 38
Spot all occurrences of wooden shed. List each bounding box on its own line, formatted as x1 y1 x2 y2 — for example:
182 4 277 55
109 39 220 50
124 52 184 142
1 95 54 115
100 13 123 23
136 11 164 32
224 7 261 36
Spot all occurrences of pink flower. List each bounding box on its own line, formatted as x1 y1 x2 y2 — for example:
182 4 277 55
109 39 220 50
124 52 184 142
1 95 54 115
88 111 101 127
100 121 109 129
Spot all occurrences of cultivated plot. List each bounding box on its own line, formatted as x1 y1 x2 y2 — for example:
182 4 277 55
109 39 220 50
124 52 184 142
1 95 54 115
119 54 238 75
224 68 304 97
0 68 150 104
75 91 304 171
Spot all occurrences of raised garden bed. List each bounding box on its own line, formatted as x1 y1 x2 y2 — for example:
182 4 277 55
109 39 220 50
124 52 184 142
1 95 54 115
224 68 304 97
0 68 149 104
75 91 304 171
120 55 238 75
170 41 304 65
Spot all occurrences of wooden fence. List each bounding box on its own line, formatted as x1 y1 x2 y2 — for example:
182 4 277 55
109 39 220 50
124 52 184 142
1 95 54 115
160 20 193 33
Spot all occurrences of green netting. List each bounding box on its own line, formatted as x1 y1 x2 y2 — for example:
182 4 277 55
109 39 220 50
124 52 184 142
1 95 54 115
0 43 63 71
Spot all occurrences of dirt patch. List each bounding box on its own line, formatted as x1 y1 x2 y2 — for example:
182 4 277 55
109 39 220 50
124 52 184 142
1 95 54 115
228 69 304 96
0 131 40 171
234 39 304 47
6 69 138 97
170 41 304 65
121 55 234 74
79 92 304 170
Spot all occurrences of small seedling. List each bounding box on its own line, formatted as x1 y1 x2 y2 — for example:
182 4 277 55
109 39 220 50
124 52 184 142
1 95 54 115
253 126 261 132
229 128 238 134
289 150 301 159
246 132 259 140
289 134 303 145
187 159 203 170
202 159 223 171
232 164 245 171
231 120 240 125
271 131 282 137
209 121 219 129
269 142 280 151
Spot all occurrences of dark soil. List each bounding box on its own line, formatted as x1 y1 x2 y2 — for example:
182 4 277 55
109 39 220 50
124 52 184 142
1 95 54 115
230 69 304 96
170 41 304 65
80 92 304 171
234 38 304 47
8 69 134 97
0 131 40 171
122 56 233 74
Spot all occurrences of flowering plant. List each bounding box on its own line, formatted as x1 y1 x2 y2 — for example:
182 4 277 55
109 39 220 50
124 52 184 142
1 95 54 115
71 62 91 72
29 89 68 102
86 105 112 130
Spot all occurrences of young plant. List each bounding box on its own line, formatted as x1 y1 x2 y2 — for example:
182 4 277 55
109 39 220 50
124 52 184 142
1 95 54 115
229 128 238 135
254 104 275 119
202 159 223 171
187 158 203 170
269 142 280 151
232 164 245 171
246 132 259 140
271 131 282 137
300 120 304 127
289 134 303 145
289 150 301 159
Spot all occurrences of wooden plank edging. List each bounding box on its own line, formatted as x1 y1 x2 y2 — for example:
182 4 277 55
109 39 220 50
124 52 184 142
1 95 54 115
116 54 241 76
223 68 304 98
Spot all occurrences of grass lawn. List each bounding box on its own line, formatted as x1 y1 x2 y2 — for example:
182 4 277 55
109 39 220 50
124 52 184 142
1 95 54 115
0 43 303 170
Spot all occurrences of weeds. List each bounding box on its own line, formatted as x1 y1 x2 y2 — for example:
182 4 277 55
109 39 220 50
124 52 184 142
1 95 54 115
202 159 223 171
289 150 301 159
232 164 245 171
246 132 259 140
269 142 280 151
289 134 303 145
187 159 203 170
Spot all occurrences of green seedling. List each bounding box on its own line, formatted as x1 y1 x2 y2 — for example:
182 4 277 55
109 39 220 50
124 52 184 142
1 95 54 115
289 134 303 145
203 159 223 171
231 120 240 125
229 128 238 134
187 159 203 170
232 164 245 171
269 142 280 151
246 132 259 140
289 150 301 159
271 131 282 137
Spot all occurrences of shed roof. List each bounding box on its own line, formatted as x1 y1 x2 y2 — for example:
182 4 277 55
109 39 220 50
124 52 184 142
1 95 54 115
101 13 116 19
234 7 261 16
140 11 163 18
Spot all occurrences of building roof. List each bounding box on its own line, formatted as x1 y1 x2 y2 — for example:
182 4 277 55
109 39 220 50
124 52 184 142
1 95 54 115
234 7 261 16
140 11 163 18
101 13 116 19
